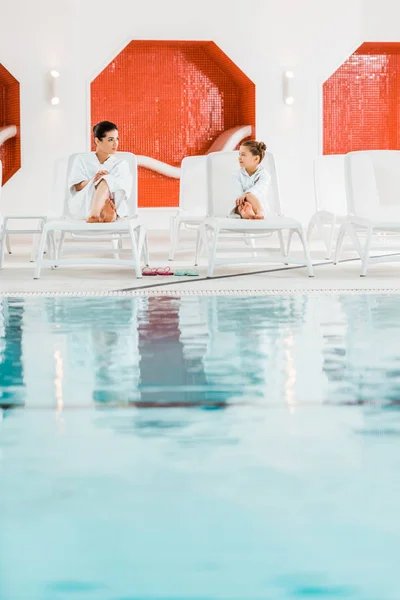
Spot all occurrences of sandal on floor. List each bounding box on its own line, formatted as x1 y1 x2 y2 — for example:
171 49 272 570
142 267 158 276
156 267 174 276
174 269 199 276
142 267 174 276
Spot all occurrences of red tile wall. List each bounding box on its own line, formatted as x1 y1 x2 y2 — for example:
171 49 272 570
91 41 255 207
0 64 20 185
324 43 400 154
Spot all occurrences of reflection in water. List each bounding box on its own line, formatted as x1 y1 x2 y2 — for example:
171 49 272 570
322 295 400 405
4 294 400 410
54 349 64 414
138 296 226 406
202 295 321 409
0 299 24 407
90 298 140 404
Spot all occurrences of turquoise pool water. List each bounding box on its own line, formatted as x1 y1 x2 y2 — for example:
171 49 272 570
1 294 400 599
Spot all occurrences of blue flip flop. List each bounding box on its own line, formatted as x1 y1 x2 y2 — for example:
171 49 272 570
174 269 199 276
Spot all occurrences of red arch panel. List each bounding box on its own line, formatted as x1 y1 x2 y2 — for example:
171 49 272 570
0 64 20 185
91 41 255 207
324 43 400 155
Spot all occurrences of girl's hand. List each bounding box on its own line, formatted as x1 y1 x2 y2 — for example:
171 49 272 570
236 194 247 209
93 170 109 182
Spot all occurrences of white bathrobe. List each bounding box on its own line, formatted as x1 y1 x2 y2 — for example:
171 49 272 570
229 165 271 217
68 153 133 219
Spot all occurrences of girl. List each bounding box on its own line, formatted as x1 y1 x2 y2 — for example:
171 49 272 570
68 121 133 223
231 141 270 219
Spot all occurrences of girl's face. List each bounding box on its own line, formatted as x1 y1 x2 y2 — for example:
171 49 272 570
95 129 119 154
238 146 260 172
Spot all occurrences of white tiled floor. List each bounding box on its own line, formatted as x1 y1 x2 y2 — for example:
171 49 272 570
2 230 400 294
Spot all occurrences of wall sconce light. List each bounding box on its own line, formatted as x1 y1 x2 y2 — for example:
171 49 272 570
283 70 294 105
50 70 60 105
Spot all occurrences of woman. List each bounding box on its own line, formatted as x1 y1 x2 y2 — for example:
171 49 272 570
68 121 133 222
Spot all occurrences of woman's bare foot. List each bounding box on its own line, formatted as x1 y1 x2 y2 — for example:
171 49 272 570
99 198 117 223
86 214 100 223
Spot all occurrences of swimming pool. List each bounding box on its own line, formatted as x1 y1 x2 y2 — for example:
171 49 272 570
1 294 400 599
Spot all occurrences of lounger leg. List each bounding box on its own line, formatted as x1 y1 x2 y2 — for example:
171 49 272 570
195 226 203 266
286 229 295 257
347 223 363 259
207 227 219 278
306 214 317 244
137 226 148 266
317 216 334 260
360 227 373 277
142 230 150 266
308 214 335 259
308 214 326 250
201 223 209 258
128 224 142 278
244 234 257 258
168 217 181 261
48 232 57 263
297 228 314 277
0 229 7 269
168 215 174 259
1 217 13 260
325 216 337 260
278 230 287 263
145 235 150 266
30 233 40 262
333 223 347 264
57 232 65 261
33 228 48 279
111 237 120 259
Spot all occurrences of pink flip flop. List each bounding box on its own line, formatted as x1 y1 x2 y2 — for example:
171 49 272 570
155 267 174 276
142 267 158 276
142 266 174 276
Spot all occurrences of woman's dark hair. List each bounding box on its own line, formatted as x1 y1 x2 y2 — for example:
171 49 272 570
241 140 267 163
93 121 118 140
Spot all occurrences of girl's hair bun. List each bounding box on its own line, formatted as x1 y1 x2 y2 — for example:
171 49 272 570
241 140 267 162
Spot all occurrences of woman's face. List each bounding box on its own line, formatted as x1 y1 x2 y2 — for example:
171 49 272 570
238 146 259 171
95 129 119 154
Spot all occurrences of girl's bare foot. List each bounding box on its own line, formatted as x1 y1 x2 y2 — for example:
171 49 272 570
239 202 254 219
239 201 264 219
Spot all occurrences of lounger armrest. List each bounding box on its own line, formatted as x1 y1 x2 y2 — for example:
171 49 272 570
2 215 48 221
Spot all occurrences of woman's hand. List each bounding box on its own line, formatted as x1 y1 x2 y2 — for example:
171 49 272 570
93 170 109 182
74 179 91 192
